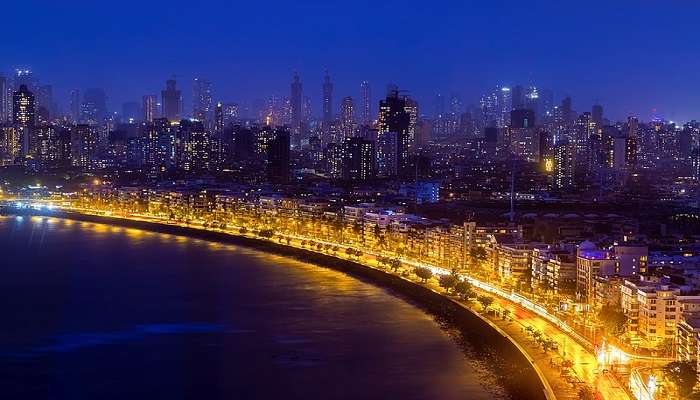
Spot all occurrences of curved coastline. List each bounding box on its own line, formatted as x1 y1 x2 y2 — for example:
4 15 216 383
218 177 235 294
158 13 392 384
9 209 550 400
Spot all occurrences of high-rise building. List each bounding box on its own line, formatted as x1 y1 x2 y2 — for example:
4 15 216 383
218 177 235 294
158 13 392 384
176 119 209 172
70 124 98 169
142 95 157 122
553 139 575 190
0 76 9 123
13 84 36 127
267 128 290 183
223 103 239 125
322 71 333 124
214 101 224 135
142 118 175 176
343 136 375 181
360 81 371 125
290 73 302 133
499 87 512 128
81 88 107 124
192 78 212 122
35 85 54 121
511 85 525 110
378 88 411 176
161 79 182 122
69 89 81 123
340 96 354 139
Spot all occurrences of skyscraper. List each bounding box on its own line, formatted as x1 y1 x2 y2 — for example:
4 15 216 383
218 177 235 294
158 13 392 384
214 101 224 135
322 71 333 124
378 88 411 176
161 79 182 122
343 136 376 181
499 87 512 128
511 85 525 110
192 78 212 122
143 95 157 122
35 85 54 121
360 81 371 125
267 128 290 183
81 88 107 124
13 85 35 126
69 89 81 123
13 84 35 159
290 73 302 133
340 96 354 139
0 76 8 122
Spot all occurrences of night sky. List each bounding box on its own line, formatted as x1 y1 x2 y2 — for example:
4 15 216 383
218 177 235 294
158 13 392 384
2 0 699 122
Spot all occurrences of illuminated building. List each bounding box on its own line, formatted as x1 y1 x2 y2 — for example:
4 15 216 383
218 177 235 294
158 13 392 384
377 131 398 176
214 101 224 135
553 139 575 190
223 103 239 125
290 73 302 134
12 84 35 126
378 88 410 176
161 79 182 122
0 76 9 123
176 119 209 172
192 78 212 122
325 142 343 179
12 84 35 157
342 137 375 181
499 86 512 128
81 88 107 124
322 71 333 125
143 118 175 176
35 85 54 121
404 97 418 149
70 124 98 169
360 80 371 125
577 242 647 306
142 95 157 122
69 89 81 123
0 126 19 164
510 109 538 161
340 96 354 140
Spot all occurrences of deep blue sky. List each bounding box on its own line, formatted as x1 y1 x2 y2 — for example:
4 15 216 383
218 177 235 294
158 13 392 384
2 0 699 122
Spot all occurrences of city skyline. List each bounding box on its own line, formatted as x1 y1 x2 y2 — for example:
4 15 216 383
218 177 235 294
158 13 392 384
2 0 699 122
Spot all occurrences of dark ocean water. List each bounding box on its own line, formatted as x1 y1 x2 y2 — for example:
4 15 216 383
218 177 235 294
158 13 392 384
0 216 507 399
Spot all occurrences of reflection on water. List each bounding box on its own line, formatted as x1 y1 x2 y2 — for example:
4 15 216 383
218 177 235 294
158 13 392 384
0 216 508 400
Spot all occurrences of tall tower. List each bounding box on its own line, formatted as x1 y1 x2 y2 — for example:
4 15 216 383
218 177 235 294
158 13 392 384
340 96 354 139
378 87 411 176
0 76 8 122
214 101 224 135
69 89 81 123
13 84 35 157
360 81 371 125
13 85 35 126
161 78 181 122
322 71 333 124
290 73 302 132
192 78 212 122
142 95 157 122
